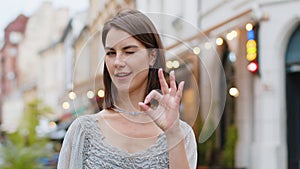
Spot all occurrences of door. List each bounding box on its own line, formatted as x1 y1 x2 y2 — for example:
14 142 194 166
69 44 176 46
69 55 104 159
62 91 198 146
286 24 300 169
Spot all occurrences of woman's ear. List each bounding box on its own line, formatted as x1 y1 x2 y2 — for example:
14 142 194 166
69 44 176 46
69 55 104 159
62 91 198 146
149 49 157 66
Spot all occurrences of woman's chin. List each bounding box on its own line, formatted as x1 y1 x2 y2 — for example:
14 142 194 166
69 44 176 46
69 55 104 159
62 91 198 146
116 85 131 93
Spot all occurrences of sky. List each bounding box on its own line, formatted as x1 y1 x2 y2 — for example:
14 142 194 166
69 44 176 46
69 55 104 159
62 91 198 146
0 0 89 40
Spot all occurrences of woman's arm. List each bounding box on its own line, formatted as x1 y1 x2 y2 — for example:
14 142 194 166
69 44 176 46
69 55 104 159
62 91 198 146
165 121 197 169
166 125 190 169
139 69 196 169
57 117 85 169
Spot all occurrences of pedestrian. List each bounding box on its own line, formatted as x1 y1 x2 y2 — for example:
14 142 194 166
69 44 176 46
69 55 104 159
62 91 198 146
57 9 197 169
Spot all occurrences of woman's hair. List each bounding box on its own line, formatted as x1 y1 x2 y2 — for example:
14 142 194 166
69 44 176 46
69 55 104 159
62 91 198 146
101 9 166 109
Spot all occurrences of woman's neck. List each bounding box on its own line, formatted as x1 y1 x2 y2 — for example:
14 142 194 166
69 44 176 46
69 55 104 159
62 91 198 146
116 87 146 112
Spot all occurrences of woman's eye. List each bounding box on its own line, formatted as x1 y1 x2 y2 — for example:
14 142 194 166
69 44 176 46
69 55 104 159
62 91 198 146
125 51 135 55
106 52 116 56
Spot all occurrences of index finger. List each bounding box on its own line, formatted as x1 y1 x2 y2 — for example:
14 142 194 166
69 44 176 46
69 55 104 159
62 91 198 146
158 68 169 94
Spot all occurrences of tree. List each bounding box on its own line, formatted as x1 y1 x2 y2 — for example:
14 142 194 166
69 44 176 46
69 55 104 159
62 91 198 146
0 99 53 169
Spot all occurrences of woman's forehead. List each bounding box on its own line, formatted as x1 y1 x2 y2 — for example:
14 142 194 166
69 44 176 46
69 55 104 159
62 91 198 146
105 28 143 49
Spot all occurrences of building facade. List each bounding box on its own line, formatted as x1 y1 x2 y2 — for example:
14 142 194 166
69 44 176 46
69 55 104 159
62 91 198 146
0 14 28 132
199 1 300 169
137 0 300 169
0 2 70 132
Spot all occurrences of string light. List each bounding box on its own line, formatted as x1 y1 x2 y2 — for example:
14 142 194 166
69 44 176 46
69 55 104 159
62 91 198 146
193 47 201 55
68 91 76 100
87 90 95 99
98 89 105 98
166 60 180 69
229 87 239 97
246 23 253 31
216 37 224 46
62 101 70 109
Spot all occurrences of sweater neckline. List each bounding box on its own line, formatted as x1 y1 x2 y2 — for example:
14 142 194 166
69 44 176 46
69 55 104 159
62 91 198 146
89 114 167 157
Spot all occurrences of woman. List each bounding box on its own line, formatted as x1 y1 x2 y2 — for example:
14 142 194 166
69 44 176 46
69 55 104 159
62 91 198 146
58 9 197 169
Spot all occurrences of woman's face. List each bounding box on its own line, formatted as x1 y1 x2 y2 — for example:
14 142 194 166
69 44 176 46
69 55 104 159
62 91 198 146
104 27 156 93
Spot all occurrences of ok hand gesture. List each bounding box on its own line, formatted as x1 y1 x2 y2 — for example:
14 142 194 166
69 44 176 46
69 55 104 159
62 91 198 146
139 68 185 132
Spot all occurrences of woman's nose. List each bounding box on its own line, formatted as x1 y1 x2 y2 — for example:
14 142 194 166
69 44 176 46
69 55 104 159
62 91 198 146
114 52 125 67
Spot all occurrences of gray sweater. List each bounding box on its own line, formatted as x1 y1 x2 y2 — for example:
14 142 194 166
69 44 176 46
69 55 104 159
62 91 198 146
57 114 197 169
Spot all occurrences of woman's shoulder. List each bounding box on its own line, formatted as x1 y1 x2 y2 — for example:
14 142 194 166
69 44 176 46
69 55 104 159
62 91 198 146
179 120 197 154
179 120 194 133
68 113 98 129
179 120 196 141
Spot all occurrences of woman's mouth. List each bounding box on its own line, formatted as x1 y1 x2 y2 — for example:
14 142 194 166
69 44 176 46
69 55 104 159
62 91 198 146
114 72 132 79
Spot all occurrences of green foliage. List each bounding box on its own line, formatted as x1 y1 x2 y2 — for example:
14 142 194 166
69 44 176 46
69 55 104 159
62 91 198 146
198 131 216 166
196 111 238 168
0 142 48 169
0 99 53 169
197 115 217 166
220 124 238 168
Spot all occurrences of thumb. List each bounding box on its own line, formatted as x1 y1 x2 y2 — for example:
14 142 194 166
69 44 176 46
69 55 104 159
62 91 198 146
138 102 150 112
138 102 159 120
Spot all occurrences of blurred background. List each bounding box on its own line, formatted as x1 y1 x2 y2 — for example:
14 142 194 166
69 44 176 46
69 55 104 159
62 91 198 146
0 0 299 169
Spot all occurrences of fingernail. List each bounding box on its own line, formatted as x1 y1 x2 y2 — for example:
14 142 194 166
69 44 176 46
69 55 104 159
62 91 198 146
181 81 185 86
144 97 149 104
171 70 175 75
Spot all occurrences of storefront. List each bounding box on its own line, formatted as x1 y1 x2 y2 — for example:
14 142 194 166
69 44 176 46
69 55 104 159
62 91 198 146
166 9 260 168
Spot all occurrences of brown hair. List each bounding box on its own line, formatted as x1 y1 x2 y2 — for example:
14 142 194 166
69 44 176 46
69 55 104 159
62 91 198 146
101 9 166 109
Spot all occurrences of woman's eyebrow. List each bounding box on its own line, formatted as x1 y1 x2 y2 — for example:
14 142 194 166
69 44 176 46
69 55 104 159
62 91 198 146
122 45 139 50
104 45 139 51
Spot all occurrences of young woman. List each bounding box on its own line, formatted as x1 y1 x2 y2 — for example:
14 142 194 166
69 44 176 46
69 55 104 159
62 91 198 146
58 9 197 169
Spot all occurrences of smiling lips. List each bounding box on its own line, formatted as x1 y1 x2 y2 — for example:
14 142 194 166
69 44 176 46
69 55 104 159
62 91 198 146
114 72 132 79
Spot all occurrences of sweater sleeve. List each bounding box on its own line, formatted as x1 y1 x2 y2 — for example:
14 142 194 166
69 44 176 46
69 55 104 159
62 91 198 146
180 121 198 169
57 117 86 169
